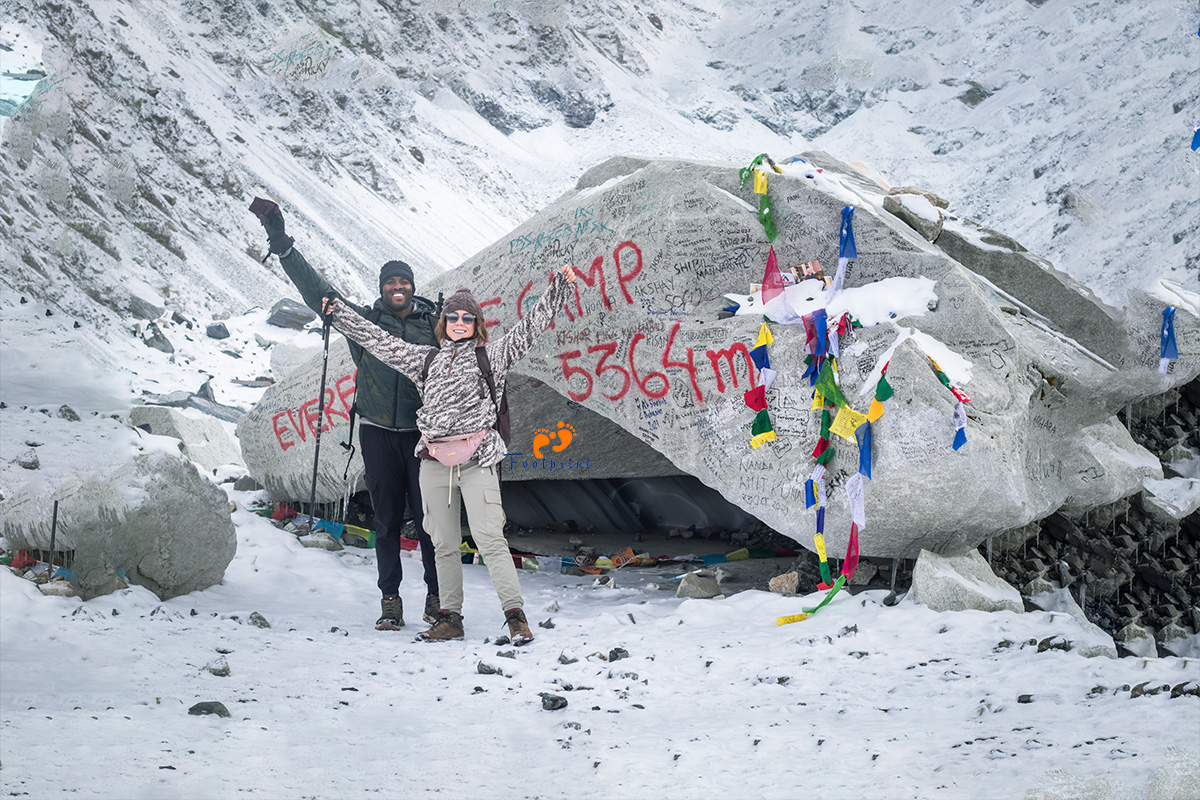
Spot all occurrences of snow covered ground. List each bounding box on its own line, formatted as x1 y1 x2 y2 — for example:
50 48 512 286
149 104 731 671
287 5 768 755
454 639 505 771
2 499 1197 799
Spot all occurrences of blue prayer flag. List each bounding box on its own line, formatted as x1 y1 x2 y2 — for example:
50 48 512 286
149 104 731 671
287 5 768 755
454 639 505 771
816 507 825 534
805 480 816 508
751 345 771 371
1161 307 1178 359
813 308 828 357
839 206 857 259
953 427 967 451
855 421 872 479
1192 128 1200 151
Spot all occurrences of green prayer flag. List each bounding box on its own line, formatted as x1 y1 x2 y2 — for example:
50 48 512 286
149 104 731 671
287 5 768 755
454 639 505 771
820 409 832 439
816 445 836 466
815 361 847 408
875 374 893 402
751 408 774 437
803 575 847 614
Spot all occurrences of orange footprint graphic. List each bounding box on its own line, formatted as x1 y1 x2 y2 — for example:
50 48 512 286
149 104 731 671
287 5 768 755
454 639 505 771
532 428 557 459
552 421 576 452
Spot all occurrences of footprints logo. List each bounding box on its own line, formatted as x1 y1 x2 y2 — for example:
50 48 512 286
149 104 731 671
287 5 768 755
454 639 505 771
504 422 590 472
533 421 576 459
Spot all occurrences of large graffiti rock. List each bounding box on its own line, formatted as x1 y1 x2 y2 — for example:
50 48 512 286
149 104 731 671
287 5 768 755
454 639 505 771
238 153 1198 559
1 451 237 600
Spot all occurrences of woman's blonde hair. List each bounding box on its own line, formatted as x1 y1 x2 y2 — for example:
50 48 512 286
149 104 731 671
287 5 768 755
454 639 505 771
435 313 489 345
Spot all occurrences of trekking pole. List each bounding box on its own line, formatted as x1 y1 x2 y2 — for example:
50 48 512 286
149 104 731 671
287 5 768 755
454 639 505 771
307 293 336 529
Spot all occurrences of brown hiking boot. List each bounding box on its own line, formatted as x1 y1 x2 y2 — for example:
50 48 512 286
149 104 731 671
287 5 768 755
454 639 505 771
423 593 440 624
375 595 404 631
418 610 464 641
504 608 533 645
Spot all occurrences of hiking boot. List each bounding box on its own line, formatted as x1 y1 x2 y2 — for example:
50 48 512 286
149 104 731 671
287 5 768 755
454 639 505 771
423 593 440 624
504 607 533 645
375 595 404 630
418 610 464 641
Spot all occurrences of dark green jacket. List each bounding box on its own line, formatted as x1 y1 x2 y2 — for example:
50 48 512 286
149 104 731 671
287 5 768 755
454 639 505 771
278 247 438 430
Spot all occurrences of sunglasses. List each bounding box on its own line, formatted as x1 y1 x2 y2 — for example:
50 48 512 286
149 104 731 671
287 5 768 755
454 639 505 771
444 313 477 324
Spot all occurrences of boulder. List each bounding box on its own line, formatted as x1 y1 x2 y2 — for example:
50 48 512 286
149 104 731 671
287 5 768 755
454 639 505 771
883 192 943 242
237 154 1199 556
128 295 164 321
269 330 326 380
0 451 237 600
768 571 799 594
206 322 230 340
676 570 721 599
908 549 1023 613
130 405 243 472
267 298 317 329
1115 620 1158 659
299 532 342 551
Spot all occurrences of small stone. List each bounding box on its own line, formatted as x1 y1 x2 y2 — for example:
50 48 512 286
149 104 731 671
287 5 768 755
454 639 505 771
188 701 231 717
38 580 78 597
768 572 799 594
247 612 271 629
1017 694 1033 704
1037 636 1070 653
56 405 80 422
16 449 40 470
233 475 263 492
299 532 342 551
477 662 500 675
676 571 720 599
538 618 555 629
266 299 317 329
203 656 230 677
541 693 568 710
608 647 630 662
558 654 578 665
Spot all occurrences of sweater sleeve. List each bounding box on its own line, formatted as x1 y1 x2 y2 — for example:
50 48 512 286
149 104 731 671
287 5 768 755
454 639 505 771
493 271 576 372
327 299 431 383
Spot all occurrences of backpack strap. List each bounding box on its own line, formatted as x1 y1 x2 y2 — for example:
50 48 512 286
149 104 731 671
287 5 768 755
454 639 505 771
475 346 510 447
421 348 439 383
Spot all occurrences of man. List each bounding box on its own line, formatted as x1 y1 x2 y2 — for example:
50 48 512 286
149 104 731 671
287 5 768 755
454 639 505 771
251 199 439 630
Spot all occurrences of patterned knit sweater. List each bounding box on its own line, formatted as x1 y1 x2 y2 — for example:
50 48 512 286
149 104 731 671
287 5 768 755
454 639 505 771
328 272 575 467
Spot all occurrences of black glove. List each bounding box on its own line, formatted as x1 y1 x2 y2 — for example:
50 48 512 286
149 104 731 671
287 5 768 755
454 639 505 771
249 197 294 255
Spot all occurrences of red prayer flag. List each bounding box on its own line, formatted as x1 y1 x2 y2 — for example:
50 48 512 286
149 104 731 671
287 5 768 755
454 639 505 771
761 246 786 304
743 385 768 412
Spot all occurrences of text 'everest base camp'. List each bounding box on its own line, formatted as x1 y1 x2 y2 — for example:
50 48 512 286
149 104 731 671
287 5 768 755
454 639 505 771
240 151 1197 573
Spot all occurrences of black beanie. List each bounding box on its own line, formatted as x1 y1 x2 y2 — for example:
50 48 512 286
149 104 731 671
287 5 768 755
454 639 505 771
379 260 415 292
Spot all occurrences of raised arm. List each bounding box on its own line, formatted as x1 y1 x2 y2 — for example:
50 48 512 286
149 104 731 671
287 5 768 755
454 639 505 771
493 267 577 372
325 298 431 382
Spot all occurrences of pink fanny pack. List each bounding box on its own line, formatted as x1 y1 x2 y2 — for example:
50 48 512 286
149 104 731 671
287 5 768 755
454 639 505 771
420 429 489 466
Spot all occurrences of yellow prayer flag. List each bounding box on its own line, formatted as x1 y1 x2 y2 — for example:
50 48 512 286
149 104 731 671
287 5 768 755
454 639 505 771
813 533 828 562
753 169 768 194
749 430 778 449
776 612 810 625
754 321 774 349
868 398 886 422
830 405 869 440
812 388 825 410
726 548 750 561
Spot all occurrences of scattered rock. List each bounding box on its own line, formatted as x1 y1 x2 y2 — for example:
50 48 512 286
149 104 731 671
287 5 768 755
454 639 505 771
541 693 568 710
37 580 78 597
16 449 40 470
129 295 165 320
187 701 231 718
1017 694 1033 704
608 647 630 662
203 656 230 677
1156 621 1199 658
56 405 80 422
675 570 721 599
142 322 174 354
247 612 271 629
538 618 555 629
1115 621 1157 659
769 571 799 594
1037 635 1071 653
266 299 317 329
883 192 943 242
299 532 343 551
206 322 230 340
233 475 263 492
477 662 500 675
909 550 1023 613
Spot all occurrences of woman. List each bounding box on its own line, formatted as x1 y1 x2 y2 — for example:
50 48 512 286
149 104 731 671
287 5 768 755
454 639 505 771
323 265 577 643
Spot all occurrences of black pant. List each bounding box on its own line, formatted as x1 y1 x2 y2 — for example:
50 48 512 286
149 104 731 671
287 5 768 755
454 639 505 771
358 425 438 598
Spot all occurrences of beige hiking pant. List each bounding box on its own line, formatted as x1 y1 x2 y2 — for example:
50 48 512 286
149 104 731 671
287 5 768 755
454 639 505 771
419 459 523 615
